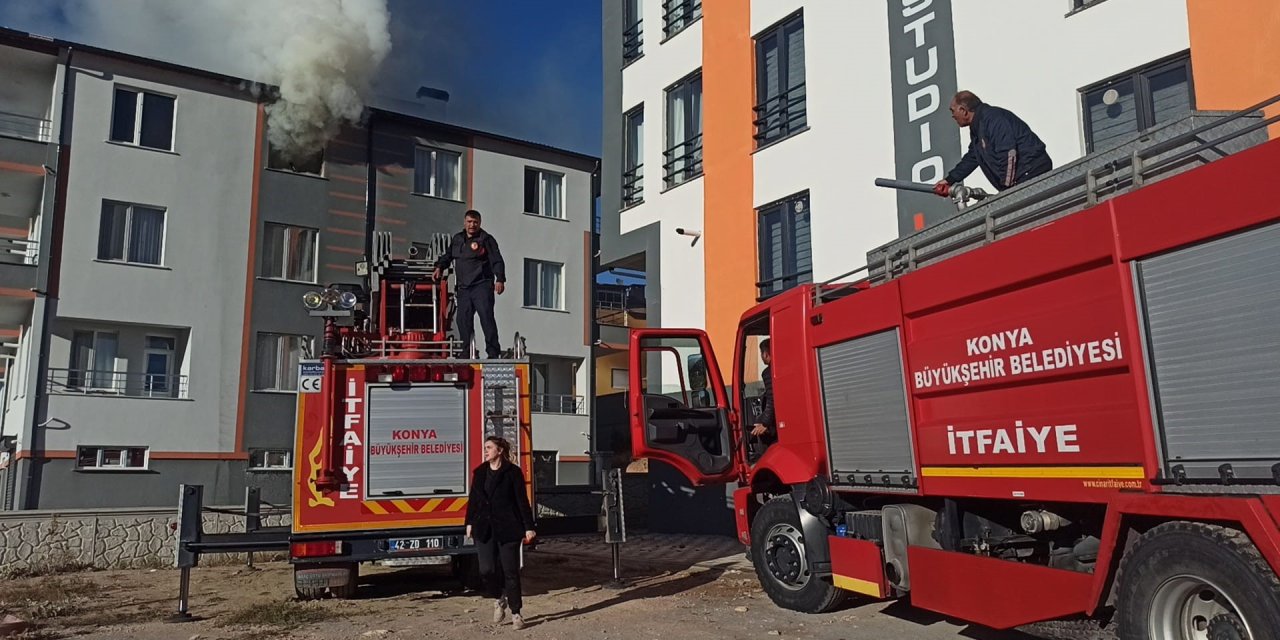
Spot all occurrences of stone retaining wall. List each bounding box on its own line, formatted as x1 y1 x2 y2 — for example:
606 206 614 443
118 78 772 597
0 478 649 571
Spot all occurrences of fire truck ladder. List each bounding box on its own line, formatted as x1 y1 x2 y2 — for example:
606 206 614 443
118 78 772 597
813 92 1280 306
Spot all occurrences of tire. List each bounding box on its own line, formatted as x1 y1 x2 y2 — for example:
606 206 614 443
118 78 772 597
749 495 848 613
294 563 358 600
451 555 483 591
1114 522 1280 640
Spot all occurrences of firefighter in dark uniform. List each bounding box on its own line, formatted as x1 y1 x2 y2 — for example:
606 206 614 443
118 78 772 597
434 210 505 359
934 90 1053 196
750 339 777 454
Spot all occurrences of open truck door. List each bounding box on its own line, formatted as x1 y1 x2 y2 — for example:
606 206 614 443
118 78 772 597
628 329 737 485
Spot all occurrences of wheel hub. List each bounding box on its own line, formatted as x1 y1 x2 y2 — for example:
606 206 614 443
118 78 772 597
762 523 810 591
1207 614 1249 640
1149 575 1253 640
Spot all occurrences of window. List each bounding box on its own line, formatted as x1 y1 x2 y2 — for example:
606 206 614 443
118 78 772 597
261 223 318 282
757 193 812 299
144 336 175 396
76 446 147 470
69 330 119 390
663 0 701 38
755 13 807 146
623 0 643 62
249 449 292 470
254 333 313 391
664 71 703 189
623 106 644 207
523 168 565 219
611 368 629 390
524 259 565 310
110 87 175 151
98 201 165 266
267 141 324 175
413 146 462 200
1082 52 1193 153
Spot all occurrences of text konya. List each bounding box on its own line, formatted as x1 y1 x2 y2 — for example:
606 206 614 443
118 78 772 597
913 327 1124 390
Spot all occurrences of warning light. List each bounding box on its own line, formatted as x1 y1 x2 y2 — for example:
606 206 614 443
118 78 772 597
913 213 925 231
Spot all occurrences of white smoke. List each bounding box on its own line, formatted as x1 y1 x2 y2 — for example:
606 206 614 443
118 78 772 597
7 0 392 159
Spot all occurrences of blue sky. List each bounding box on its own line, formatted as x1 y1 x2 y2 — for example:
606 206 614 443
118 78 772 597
0 0 603 156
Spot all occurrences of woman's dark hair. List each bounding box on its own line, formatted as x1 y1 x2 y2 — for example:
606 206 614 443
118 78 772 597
485 435 513 463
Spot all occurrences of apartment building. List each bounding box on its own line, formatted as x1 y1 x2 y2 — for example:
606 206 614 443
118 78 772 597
600 0 1280 532
0 27 598 509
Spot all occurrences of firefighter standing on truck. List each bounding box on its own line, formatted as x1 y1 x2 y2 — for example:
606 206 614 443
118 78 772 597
933 91 1053 196
434 209 505 359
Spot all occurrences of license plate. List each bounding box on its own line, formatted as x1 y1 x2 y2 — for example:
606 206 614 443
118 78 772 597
388 536 445 552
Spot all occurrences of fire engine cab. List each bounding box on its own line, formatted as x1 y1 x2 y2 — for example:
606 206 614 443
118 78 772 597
289 232 533 598
630 98 1280 639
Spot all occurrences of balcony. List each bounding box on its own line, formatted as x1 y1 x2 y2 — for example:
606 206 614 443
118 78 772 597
531 393 586 415
596 289 645 328
47 369 190 399
0 110 52 144
622 19 643 63
622 164 644 207
754 84 808 148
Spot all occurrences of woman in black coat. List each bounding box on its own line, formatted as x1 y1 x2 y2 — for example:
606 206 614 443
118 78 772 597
466 435 536 629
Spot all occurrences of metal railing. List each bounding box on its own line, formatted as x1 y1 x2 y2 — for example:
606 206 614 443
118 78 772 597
0 236 37 266
663 135 703 189
596 289 643 327
812 93 1280 306
531 393 586 415
47 369 190 399
0 110 52 143
622 164 644 207
757 269 813 302
662 0 701 37
623 19 643 61
753 84 807 146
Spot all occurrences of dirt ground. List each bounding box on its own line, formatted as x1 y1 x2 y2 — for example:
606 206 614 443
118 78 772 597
0 534 1107 640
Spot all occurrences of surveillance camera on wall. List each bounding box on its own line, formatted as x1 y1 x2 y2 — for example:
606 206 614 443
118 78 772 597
674 227 702 246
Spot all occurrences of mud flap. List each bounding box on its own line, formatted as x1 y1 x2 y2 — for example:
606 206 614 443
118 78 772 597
793 489 832 577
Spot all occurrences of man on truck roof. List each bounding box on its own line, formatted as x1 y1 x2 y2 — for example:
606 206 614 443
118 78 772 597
933 91 1053 197
434 209 506 359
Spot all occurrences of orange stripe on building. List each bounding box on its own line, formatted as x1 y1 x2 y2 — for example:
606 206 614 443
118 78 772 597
0 288 36 300
1187 0 1280 136
325 227 364 237
702 0 757 377
235 105 265 454
325 263 356 273
325 245 362 255
329 209 365 221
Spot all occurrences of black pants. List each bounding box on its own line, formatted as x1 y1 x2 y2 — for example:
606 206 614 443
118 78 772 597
476 536 522 614
456 284 500 358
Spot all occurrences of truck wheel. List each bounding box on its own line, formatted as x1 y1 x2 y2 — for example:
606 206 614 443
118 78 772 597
329 563 358 599
750 495 847 613
451 555 483 591
1115 522 1280 640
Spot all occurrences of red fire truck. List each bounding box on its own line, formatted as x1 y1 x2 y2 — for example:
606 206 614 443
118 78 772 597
629 100 1280 639
289 234 533 598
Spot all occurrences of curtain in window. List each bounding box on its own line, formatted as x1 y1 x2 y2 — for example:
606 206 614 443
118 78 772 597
288 227 317 281
129 206 165 264
255 335 279 390
70 331 93 388
414 148 433 194
435 152 458 200
540 263 561 309
759 32 781 135
91 333 118 389
98 203 128 261
543 173 563 218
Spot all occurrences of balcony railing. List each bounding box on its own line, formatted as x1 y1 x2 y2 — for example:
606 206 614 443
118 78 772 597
47 369 190 399
0 110 52 143
623 19 643 62
596 289 644 327
753 84 808 146
531 393 586 415
622 163 644 207
662 135 703 189
0 236 38 266
662 0 702 38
